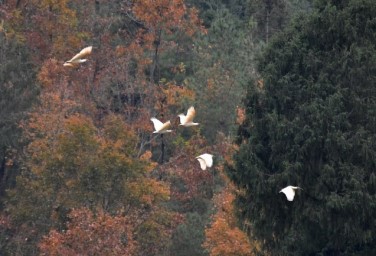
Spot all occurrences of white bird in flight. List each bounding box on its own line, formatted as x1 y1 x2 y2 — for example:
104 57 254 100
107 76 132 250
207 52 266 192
150 118 172 134
178 106 199 127
196 153 213 170
279 186 302 201
63 46 93 67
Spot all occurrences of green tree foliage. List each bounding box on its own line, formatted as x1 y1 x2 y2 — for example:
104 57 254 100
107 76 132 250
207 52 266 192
4 0 371 255
247 0 313 43
229 0 376 255
170 212 208 256
0 30 38 197
135 209 177 256
185 0 255 142
5 113 169 254
185 0 311 143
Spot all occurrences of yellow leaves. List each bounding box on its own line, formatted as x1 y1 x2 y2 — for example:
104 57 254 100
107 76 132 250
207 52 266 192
171 62 186 74
131 0 205 58
140 150 158 172
115 45 127 57
1 8 25 42
204 183 260 256
38 59 61 88
236 106 246 125
60 115 98 156
112 139 124 151
128 179 170 207
223 146 238 169
205 216 251 256
159 82 195 107
24 101 167 212
33 0 79 50
8 0 94 67
0 19 4 34
207 78 215 90
257 79 264 91
64 113 86 125
64 179 76 188
140 150 153 161
133 0 186 29
26 91 78 131
103 114 137 146
187 7 207 35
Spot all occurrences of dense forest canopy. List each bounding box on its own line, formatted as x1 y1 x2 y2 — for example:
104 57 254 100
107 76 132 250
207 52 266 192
229 0 376 255
1 0 375 255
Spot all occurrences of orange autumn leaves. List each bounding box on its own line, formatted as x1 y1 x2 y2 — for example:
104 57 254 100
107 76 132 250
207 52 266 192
2 0 257 255
39 208 137 255
25 113 170 254
203 139 259 256
132 0 205 38
204 185 259 256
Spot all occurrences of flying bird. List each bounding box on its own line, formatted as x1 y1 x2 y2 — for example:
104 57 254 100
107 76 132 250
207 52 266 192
178 106 199 127
150 118 172 134
279 186 302 201
63 46 93 67
196 153 213 170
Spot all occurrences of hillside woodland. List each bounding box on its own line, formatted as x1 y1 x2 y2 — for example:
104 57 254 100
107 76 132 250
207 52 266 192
1 0 375 255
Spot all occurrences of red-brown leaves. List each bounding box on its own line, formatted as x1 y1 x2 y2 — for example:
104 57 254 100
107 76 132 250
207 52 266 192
132 0 204 37
39 208 137 256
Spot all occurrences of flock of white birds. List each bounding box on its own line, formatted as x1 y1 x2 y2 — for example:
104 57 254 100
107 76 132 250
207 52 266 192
64 46 302 202
150 105 214 171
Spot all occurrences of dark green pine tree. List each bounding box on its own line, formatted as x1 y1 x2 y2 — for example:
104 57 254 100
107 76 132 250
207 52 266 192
228 0 376 255
170 212 208 256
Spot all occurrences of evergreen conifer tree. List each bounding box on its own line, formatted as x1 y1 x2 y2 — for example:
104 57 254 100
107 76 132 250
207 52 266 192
229 0 376 255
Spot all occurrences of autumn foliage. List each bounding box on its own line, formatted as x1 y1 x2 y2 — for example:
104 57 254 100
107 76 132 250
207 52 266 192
132 0 204 38
39 208 137 256
203 185 257 256
0 0 254 255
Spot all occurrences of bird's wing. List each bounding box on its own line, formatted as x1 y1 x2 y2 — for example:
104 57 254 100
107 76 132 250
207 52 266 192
200 154 213 168
196 157 207 170
178 114 186 125
159 120 171 132
67 46 93 62
281 187 295 201
150 118 164 131
286 190 295 201
185 106 196 123
63 62 77 68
